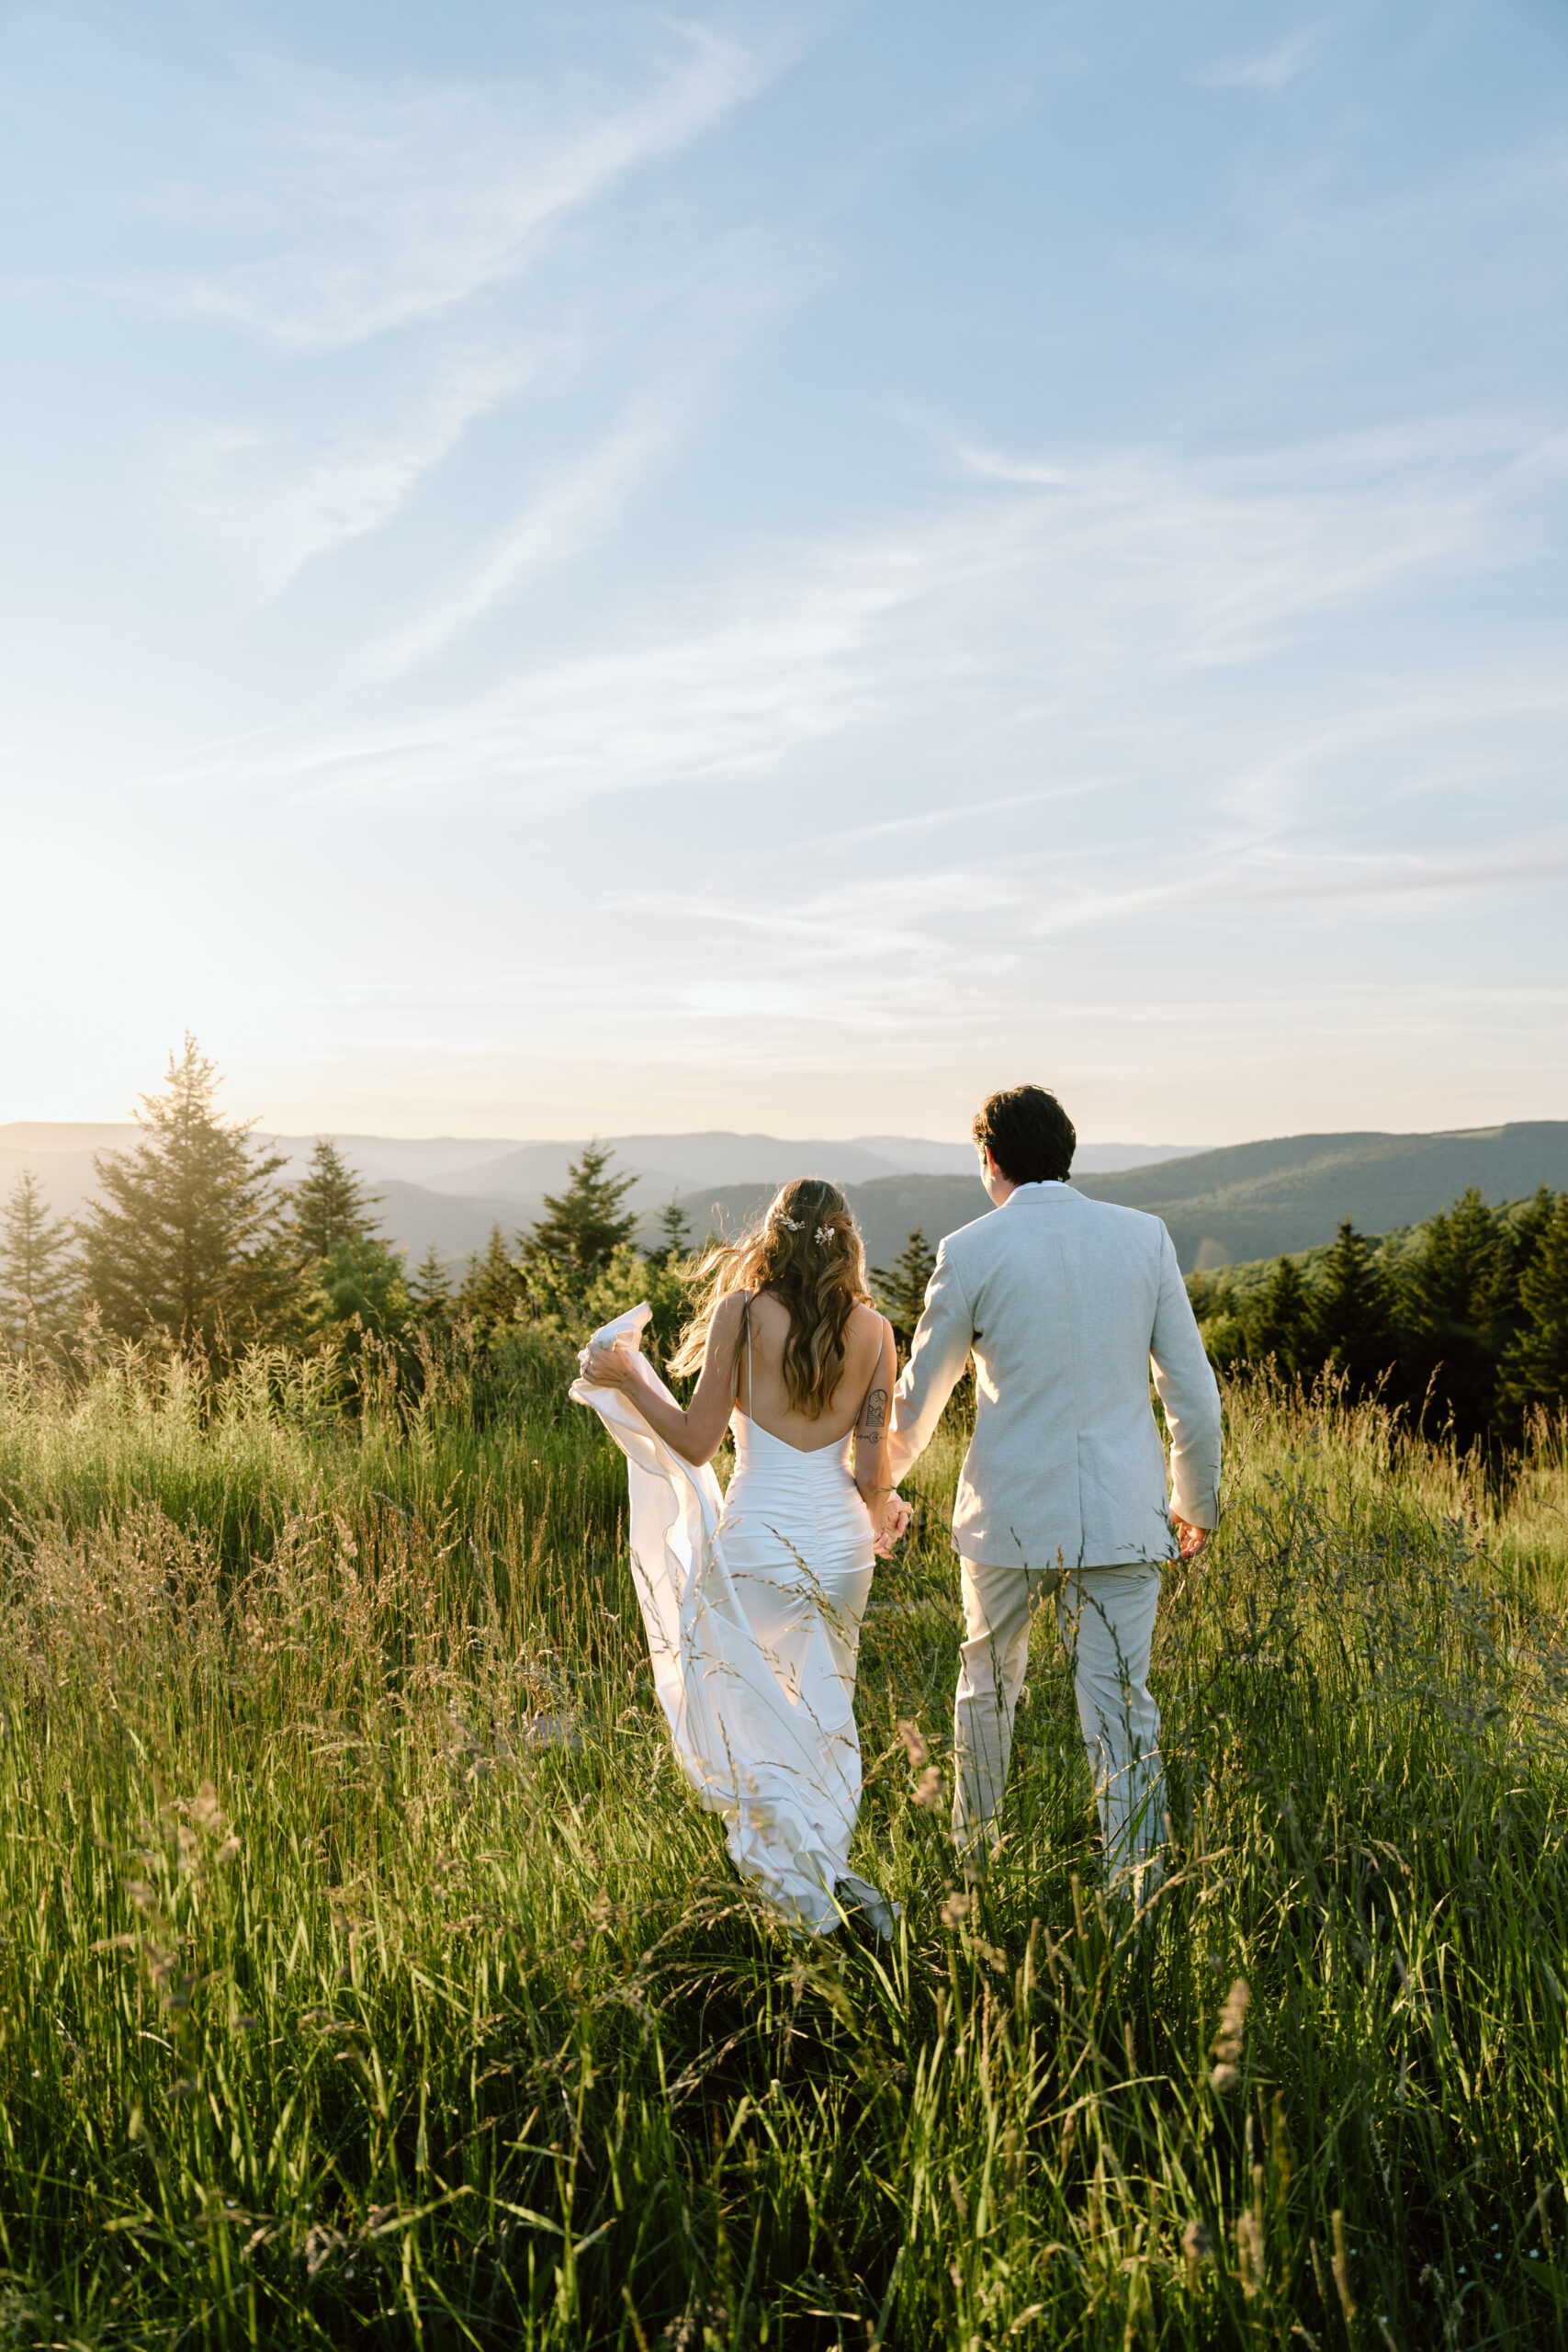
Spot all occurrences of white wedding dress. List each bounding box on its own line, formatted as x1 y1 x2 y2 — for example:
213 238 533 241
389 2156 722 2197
570 1303 895 1938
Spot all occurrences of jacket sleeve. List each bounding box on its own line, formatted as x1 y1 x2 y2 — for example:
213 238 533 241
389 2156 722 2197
1149 1225 1223 1528
890 1242 975 1475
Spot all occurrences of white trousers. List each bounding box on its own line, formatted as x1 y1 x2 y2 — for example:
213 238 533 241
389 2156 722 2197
953 1557 1166 1886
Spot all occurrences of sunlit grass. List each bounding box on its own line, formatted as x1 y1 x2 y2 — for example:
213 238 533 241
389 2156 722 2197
1 1349 1565 2345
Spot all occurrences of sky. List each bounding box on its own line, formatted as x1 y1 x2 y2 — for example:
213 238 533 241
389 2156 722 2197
2 0 1565 1147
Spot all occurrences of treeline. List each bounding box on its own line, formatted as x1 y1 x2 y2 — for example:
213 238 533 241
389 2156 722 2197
1190 1187 1568 1453
13 1040 1562 1461
0 1037 694 1385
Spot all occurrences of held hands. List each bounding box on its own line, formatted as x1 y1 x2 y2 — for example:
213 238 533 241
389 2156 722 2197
1171 1514 1211 1560
871 1491 912 1558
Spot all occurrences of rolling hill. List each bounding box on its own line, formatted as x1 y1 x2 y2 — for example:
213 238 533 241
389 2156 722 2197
6 1121 1563 1278
1074 1123 1568 1271
658 1174 994 1276
0 1125 1198 1270
672 1124 1568 1279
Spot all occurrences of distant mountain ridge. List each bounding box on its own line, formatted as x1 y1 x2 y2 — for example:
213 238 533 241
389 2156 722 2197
673 1123 1568 1276
1075 1123 1568 1271
5 1121 1561 1275
0 1125 1201 1267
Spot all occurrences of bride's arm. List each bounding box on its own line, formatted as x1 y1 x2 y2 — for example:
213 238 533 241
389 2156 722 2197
581 1292 743 1465
852 1316 905 1537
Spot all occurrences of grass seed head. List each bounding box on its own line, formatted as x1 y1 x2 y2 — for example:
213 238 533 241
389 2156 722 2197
1212 1976 1251 2064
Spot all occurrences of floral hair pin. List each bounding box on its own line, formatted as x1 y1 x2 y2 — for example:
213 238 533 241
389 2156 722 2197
776 1214 803 1232
814 1225 832 1246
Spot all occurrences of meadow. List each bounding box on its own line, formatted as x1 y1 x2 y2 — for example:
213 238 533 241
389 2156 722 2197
2 1337 1567 2349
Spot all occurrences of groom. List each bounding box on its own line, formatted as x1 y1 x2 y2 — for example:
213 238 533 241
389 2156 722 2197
888 1084 1222 1890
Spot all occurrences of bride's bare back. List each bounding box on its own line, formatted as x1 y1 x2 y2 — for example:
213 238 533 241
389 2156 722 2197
579 1175 905 1544
736 1288 889 1453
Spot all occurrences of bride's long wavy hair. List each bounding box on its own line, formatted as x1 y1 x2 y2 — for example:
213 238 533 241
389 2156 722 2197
669 1177 872 1419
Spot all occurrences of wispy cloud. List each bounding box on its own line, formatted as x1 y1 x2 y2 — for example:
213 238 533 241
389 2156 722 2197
375 396 688 668
164 346 543 590
161 401 1549 823
171 21 795 351
1196 24 1326 94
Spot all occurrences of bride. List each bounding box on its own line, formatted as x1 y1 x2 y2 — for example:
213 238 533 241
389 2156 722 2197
573 1178 908 1938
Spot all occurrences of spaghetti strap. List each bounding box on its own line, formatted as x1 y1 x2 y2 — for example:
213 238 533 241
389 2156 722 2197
743 1291 754 1419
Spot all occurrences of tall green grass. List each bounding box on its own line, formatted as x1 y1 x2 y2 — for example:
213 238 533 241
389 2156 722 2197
1 1350 1566 2346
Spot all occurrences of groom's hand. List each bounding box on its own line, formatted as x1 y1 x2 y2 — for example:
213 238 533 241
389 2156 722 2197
872 1493 911 1556
1172 1515 1211 1559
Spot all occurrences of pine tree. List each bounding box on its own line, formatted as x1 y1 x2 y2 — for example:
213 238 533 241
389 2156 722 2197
1309 1220 1400 1401
1495 1187 1556 1359
75 1035 291 1351
1500 1190 1568 1426
410 1242 453 1318
288 1140 381 1261
0 1170 76 1353
310 1236 411 1339
1247 1255 1314 1384
649 1197 694 1268
525 1142 637 1281
872 1227 938 1351
1400 1187 1509 1448
457 1224 527 1329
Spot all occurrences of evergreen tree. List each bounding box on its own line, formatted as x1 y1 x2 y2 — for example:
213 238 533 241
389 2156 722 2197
1247 1254 1314 1384
1500 1190 1568 1425
288 1140 382 1261
1309 1220 1400 1401
0 1170 76 1353
75 1035 291 1351
457 1224 527 1329
649 1197 694 1268
1494 1187 1556 1359
309 1235 411 1340
872 1227 938 1352
525 1142 637 1281
1400 1187 1509 1448
410 1242 454 1318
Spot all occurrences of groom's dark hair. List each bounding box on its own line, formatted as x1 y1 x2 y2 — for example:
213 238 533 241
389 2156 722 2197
973 1085 1076 1184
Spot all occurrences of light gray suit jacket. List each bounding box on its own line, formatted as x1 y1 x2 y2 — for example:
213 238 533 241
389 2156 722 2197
891 1181 1222 1571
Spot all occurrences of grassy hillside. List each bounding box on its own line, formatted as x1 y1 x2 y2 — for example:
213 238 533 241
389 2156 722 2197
2 1346 1567 2345
1077 1121 1568 1269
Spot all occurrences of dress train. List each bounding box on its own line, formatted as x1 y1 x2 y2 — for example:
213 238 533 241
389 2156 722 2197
570 1304 895 1939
